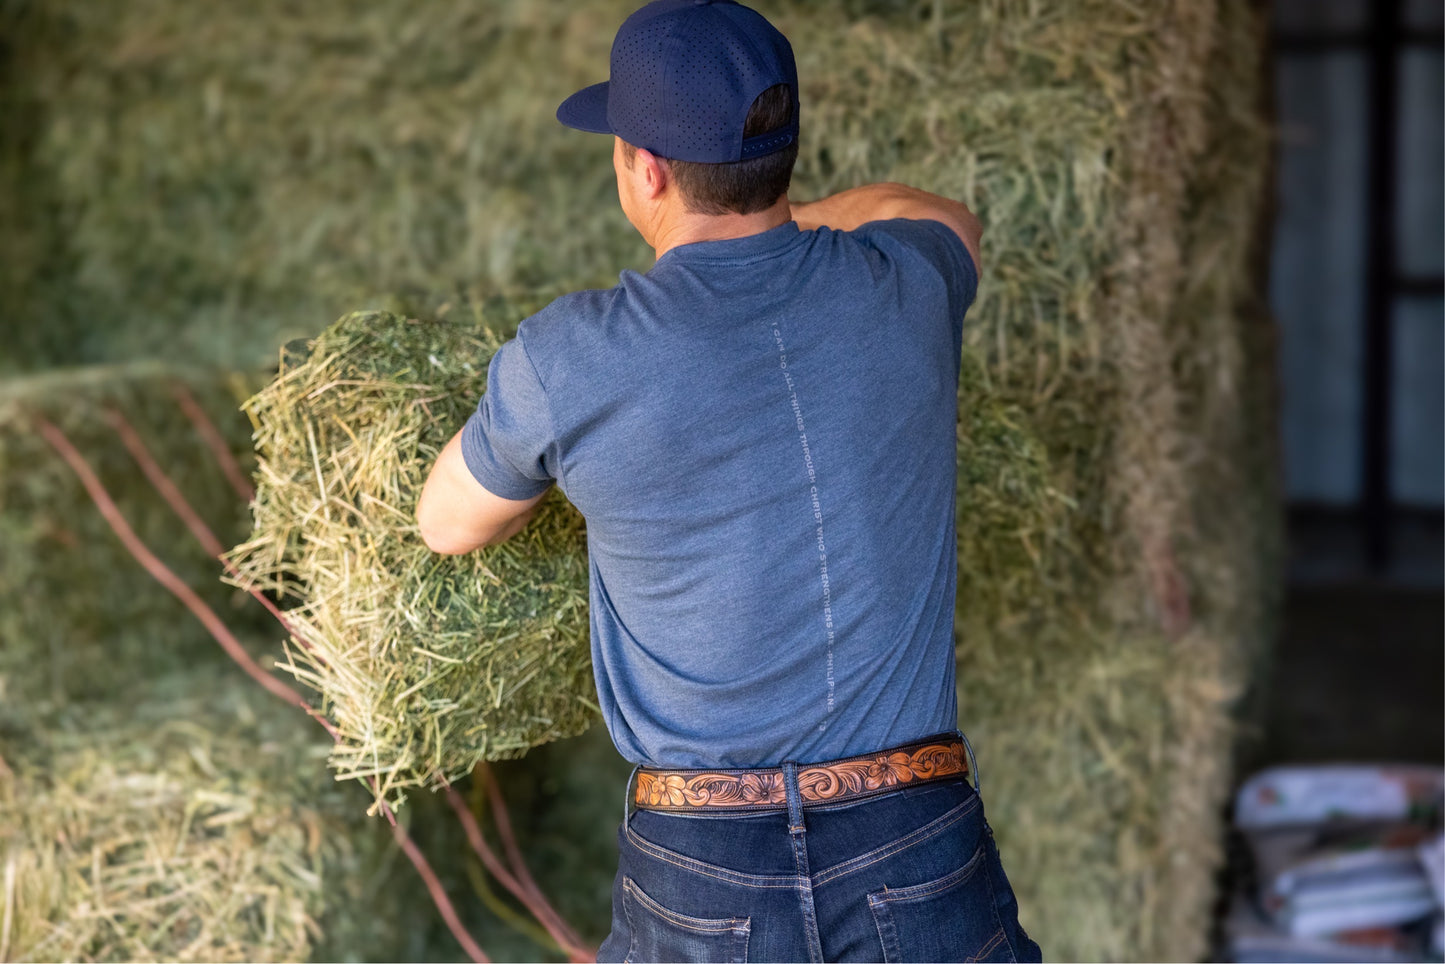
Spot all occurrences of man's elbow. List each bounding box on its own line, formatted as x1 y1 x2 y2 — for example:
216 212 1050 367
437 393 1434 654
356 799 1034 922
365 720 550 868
421 531 472 555
417 508 482 556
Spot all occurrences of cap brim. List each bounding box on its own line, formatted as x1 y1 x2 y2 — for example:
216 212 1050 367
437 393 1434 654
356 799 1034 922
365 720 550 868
556 81 612 134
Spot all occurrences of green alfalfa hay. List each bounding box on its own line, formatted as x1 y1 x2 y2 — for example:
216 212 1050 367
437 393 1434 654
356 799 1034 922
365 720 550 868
1154 3 1280 953
1169 0 1282 685
0 665 403 964
226 305 594 813
0 0 650 373
0 365 267 715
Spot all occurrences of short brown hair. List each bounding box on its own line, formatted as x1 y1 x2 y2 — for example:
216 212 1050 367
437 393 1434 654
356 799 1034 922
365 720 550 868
623 84 798 216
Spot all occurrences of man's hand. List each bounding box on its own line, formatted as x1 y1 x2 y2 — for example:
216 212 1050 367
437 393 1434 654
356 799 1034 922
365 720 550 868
416 431 548 554
791 182 982 275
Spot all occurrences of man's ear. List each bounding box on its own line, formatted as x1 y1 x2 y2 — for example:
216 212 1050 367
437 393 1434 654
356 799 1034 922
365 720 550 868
634 147 669 200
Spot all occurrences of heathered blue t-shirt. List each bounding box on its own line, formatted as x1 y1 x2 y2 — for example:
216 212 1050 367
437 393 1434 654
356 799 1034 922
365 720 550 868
461 218 977 769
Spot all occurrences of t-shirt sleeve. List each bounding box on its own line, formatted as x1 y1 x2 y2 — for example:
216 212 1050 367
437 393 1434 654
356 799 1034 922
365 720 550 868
459 336 557 501
860 217 979 318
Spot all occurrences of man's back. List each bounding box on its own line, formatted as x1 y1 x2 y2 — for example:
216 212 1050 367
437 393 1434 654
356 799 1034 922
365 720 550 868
463 217 977 768
421 4 1038 957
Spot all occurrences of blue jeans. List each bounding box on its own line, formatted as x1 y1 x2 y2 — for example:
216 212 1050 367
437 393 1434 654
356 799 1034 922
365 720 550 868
597 769 1041 962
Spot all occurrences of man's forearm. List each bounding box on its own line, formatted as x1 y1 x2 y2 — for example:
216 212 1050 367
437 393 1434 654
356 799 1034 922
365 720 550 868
416 431 548 555
790 182 917 231
791 182 982 271
789 181 974 231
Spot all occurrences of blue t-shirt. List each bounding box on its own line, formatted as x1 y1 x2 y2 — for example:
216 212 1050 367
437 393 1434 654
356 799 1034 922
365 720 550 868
461 218 977 769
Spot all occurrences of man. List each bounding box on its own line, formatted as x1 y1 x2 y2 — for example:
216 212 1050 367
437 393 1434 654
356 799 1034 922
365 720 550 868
418 1 1040 960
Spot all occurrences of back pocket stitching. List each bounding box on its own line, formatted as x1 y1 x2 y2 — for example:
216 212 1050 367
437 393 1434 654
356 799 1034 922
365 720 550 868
866 843 1009 964
964 928 1008 963
814 794 981 886
869 839 988 905
623 876 752 947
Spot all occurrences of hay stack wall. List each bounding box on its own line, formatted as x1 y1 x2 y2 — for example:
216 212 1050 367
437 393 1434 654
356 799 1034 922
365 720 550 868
0 371 465 961
2 1 1278 960
0 0 648 373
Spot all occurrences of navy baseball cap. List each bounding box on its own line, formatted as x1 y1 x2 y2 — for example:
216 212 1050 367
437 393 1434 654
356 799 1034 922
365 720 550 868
556 0 800 163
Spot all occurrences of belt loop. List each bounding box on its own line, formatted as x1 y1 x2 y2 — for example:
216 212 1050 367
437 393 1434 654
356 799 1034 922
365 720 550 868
623 763 642 824
960 730 981 793
782 761 805 834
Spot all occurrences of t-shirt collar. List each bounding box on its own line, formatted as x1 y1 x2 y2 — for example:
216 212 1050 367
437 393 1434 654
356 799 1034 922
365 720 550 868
653 220 803 267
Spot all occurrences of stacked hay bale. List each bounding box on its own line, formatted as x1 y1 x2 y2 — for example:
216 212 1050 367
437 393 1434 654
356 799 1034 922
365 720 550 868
227 306 593 812
1172 0 1284 733
0 666 405 963
1157 0 1282 949
0 366 266 713
0 0 649 373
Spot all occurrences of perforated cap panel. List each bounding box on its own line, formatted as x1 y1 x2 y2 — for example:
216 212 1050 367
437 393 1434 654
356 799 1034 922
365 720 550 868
557 0 799 163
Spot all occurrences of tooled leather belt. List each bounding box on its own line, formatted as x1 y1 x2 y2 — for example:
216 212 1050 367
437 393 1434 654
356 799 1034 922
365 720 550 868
633 734 970 813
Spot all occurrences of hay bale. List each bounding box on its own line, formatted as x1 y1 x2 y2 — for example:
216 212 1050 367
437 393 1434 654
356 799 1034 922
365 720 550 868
0 666 405 964
1153 0 1282 951
0 365 267 715
226 306 594 812
1171 0 1284 720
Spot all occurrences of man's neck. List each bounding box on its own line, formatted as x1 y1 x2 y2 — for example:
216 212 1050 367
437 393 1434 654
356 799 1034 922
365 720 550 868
647 196 793 261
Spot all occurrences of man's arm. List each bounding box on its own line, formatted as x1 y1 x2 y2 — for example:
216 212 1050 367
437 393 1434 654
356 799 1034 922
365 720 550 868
416 431 548 555
791 182 982 274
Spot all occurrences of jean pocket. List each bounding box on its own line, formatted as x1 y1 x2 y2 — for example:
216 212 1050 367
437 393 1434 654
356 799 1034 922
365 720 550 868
622 877 751 964
867 842 1015 963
